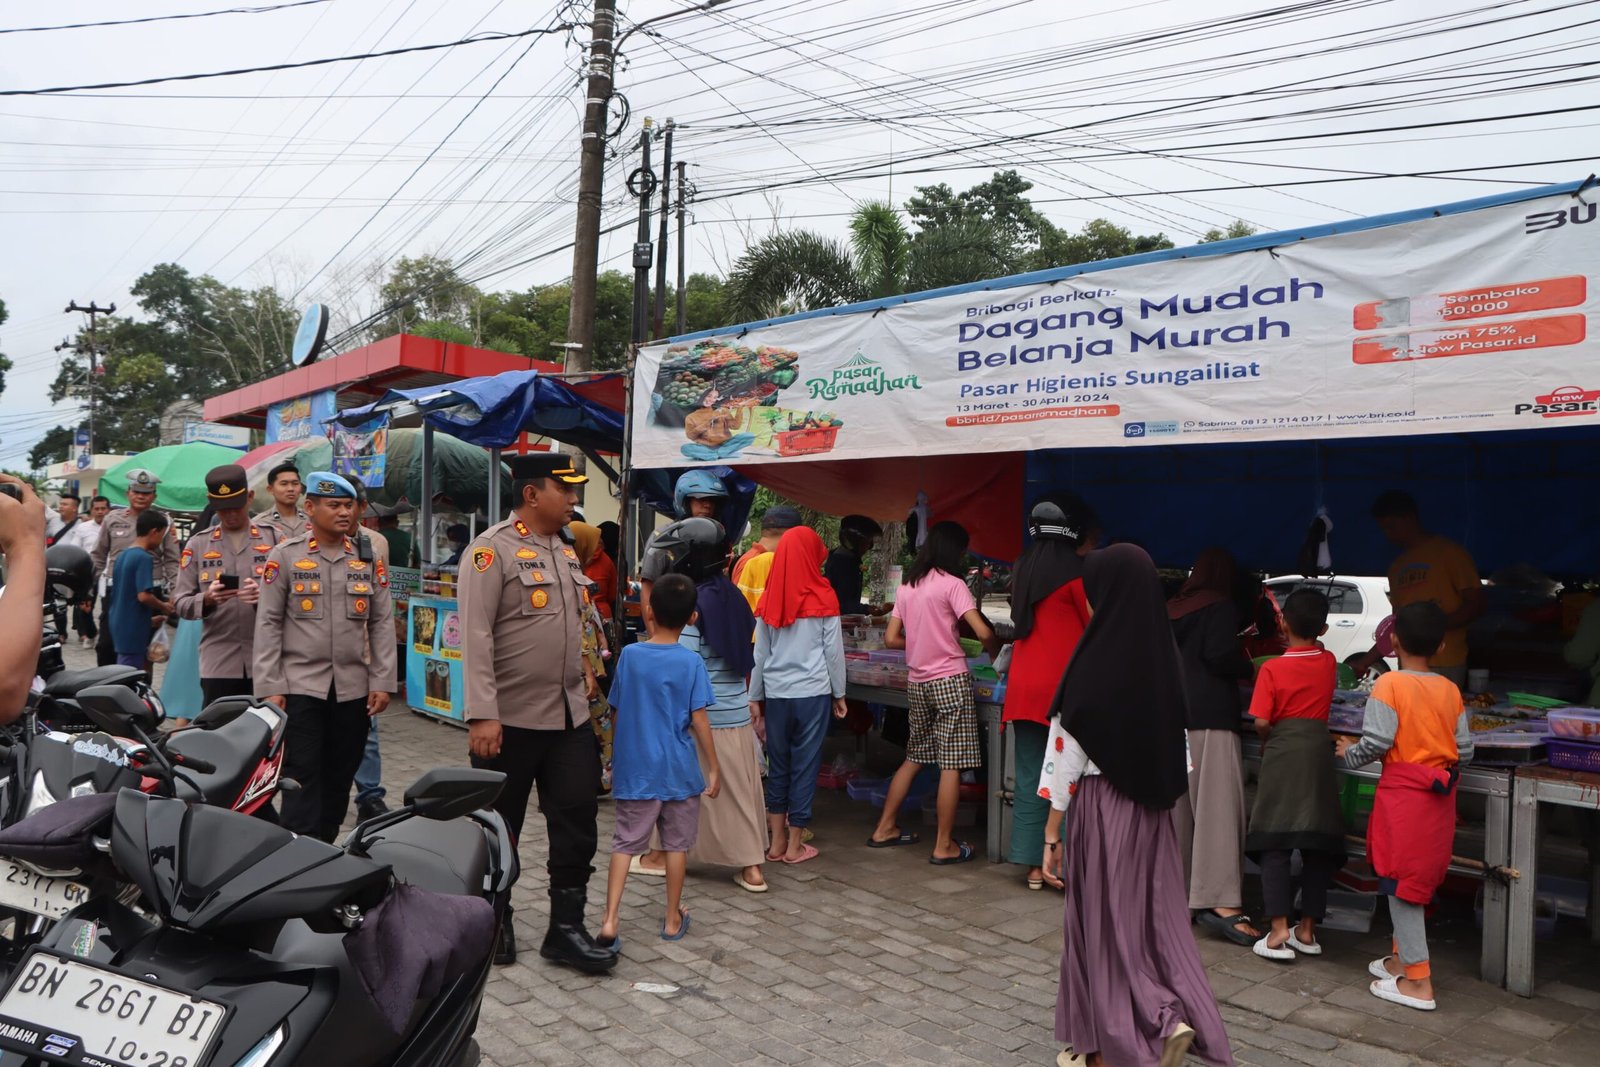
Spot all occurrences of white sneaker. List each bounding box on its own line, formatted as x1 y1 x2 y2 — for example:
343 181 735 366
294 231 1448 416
1252 935 1295 962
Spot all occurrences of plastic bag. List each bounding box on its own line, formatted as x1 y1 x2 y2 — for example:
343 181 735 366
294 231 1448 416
147 624 172 664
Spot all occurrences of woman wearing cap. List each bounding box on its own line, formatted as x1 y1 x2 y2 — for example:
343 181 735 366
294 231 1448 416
1042 545 1233 1067
1169 548 1260 947
1002 495 1095 891
750 526 847 864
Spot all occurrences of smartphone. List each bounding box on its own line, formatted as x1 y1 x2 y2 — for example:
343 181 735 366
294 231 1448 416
218 574 241 590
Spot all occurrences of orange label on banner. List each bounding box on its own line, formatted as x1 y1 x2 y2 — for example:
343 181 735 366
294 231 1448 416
946 404 1119 427
1353 314 1587 365
1353 276 1587 330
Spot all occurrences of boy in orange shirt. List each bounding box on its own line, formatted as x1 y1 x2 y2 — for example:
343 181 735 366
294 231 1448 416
1335 602 1473 1012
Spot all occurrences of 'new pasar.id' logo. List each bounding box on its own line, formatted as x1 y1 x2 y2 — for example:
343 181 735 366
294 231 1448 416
1514 385 1600 418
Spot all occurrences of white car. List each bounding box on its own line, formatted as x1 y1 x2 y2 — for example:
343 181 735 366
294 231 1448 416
1263 575 1397 674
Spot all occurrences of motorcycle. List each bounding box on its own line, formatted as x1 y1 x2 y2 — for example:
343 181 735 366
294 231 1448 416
0 688 288 973
0 692 514 1067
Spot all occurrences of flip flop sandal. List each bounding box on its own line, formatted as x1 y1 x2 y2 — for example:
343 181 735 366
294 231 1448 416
1056 1050 1086 1066
866 830 921 848
1288 932 1322 955
782 843 820 864
1195 910 1259 946
660 910 692 942
1159 1023 1195 1067
628 856 666 878
928 842 975 865
1368 955 1399 980
1369 975 1436 1011
1026 875 1045 891
596 933 622 953
733 874 768 893
1252 935 1295 962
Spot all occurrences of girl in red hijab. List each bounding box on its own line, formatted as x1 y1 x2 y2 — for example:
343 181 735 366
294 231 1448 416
750 527 847 863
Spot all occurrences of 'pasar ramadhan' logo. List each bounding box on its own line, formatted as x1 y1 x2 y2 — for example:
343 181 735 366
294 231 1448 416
806 352 921 401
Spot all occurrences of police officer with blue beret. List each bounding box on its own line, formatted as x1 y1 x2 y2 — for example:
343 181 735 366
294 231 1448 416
253 471 395 840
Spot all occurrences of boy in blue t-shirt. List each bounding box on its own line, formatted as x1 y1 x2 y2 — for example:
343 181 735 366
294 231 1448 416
109 510 173 669
597 573 721 945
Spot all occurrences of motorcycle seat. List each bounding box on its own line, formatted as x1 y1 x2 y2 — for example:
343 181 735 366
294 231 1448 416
43 665 146 698
363 817 490 898
165 710 276 808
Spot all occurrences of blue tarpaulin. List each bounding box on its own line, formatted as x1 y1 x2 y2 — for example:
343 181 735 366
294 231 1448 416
1026 424 1600 577
332 369 624 454
332 369 757 535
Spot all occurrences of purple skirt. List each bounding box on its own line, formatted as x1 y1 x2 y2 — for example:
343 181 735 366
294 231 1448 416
1057 776 1234 1066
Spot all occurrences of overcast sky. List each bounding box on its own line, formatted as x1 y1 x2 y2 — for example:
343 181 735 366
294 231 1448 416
2 0 1596 467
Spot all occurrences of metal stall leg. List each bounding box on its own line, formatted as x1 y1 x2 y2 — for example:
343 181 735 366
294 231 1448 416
985 716 1004 863
1506 774 1540 997
1480 781 1512 987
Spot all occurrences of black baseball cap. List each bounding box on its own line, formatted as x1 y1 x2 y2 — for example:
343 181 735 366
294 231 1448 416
508 453 588 485
761 505 801 531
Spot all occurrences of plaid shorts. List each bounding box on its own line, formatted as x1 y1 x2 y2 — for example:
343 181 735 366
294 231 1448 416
906 673 981 770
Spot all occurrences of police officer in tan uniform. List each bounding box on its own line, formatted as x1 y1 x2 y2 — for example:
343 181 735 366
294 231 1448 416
253 471 395 841
173 465 277 708
460 452 609 971
90 468 181 666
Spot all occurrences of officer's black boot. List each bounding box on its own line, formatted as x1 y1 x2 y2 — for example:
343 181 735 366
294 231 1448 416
494 906 517 966
539 886 618 974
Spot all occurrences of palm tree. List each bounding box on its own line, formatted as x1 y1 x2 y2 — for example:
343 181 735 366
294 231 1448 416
725 201 912 321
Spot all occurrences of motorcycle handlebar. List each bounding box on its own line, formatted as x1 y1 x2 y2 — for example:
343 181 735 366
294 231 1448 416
170 752 216 775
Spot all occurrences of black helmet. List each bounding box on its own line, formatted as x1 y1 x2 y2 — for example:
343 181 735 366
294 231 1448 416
44 544 93 603
839 514 882 552
1028 493 1091 546
654 517 729 581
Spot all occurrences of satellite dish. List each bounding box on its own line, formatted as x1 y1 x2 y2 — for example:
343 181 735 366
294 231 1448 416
292 304 330 367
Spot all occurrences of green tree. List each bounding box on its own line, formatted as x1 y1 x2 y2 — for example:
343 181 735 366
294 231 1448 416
27 427 73 470
0 296 11 399
906 170 1055 273
373 255 480 340
1200 220 1257 243
1035 217 1175 269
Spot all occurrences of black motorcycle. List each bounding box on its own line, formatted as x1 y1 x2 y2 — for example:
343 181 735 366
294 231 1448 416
0 689 515 1067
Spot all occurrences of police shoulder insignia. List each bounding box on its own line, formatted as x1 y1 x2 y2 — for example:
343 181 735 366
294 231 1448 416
180 548 193 569
377 558 388 587
263 561 280 585
513 519 531 538
472 547 496 573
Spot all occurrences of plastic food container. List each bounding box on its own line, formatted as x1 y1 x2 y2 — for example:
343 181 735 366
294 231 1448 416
1471 733 1547 766
1546 707 1600 742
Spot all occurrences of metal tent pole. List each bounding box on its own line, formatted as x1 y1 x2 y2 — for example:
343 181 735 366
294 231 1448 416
419 423 435 565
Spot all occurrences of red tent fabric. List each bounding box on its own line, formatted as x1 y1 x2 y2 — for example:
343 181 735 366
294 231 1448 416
733 452 1025 560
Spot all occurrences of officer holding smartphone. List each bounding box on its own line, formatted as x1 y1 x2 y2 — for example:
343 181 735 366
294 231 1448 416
174 465 277 706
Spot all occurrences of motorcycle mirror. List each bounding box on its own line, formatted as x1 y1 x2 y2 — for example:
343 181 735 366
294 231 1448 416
402 768 506 822
77 685 161 737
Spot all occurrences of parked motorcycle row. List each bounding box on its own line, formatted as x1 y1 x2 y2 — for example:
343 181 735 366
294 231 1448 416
0 548 517 1067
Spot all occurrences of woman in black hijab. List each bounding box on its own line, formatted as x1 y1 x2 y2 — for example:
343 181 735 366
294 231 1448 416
1041 545 1233 1067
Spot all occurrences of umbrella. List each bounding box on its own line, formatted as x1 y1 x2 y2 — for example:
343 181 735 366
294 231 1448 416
100 443 250 513
238 438 331 516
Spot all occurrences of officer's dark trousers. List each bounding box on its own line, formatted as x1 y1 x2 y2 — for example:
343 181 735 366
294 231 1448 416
471 722 599 890
200 677 254 708
94 603 116 667
281 688 371 842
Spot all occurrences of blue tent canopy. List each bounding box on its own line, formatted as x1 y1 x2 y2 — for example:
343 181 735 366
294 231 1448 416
332 369 624 454
332 368 757 535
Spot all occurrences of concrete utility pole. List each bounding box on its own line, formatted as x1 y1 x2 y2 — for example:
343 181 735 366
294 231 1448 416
564 0 617 375
675 159 688 335
64 300 115 456
651 119 674 339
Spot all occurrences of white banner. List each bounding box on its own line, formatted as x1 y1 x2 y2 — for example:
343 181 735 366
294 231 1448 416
632 186 1598 468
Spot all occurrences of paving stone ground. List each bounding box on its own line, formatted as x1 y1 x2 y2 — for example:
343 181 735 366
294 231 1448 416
374 709 1600 1067
111 646 1600 1067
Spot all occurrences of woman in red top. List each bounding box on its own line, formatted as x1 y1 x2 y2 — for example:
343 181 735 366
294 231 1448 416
1002 494 1095 891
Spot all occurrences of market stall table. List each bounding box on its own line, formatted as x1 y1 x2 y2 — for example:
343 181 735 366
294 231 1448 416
1506 764 1600 996
845 684 1008 862
1240 734 1515 987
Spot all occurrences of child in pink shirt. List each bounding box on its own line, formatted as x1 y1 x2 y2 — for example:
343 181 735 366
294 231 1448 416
867 522 1000 865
